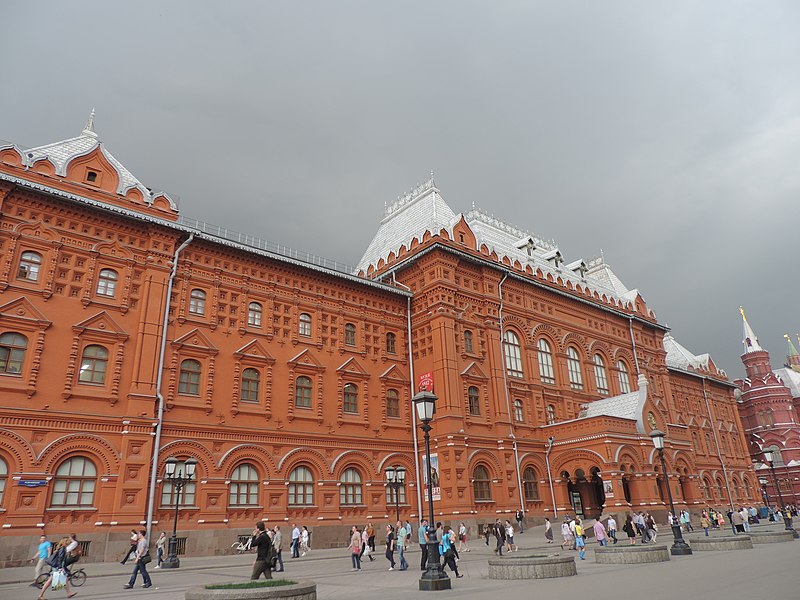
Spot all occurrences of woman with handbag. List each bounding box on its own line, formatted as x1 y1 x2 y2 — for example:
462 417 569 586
37 537 77 600
123 530 152 590
349 526 362 571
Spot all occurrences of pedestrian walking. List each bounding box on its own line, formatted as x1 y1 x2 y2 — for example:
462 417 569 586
622 514 636 545
350 526 362 571
543 517 553 543
367 522 376 552
122 529 152 590
575 518 586 560
155 533 166 569
290 524 300 558
250 522 276 580
272 526 284 572
30 535 52 587
300 526 310 556
396 521 409 570
360 524 373 562
120 530 138 565
36 537 77 600
593 518 608 546
504 520 517 552
457 522 471 552
493 519 506 555
560 518 572 549
516 509 525 533
418 519 429 570
385 525 396 570
405 520 412 550
440 526 462 578
606 515 617 544
701 511 711 536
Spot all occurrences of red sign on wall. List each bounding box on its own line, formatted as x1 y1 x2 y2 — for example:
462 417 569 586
419 372 433 392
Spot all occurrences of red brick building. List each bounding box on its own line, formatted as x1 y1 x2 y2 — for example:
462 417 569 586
735 311 800 508
0 116 758 564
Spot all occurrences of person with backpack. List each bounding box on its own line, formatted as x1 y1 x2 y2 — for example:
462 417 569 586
37 537 77 600
440 526 462 578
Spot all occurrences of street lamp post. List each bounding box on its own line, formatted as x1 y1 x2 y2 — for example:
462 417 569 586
386 466 406 523
763 451 795 532
161 457 197 569
413 391 451 591
649 430 692 556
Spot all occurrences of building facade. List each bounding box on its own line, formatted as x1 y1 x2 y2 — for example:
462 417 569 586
735 312 800 508
0 117 758 564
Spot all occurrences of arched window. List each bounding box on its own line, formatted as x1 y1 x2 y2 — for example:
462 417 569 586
340 467 363 505
0 332 27 375
0 458 6 505
189 289 206 315
593 354 609 395
692 431 700 452
731 478 741 501
17 251 42 281
78 345 108 384
705 432 712 453
298 313 312 337
468 386 481 416
386 389 400 418
523 467 539 501
247 302 262 327
464 330 474 353
96 268 118 297
473 465 492 501
765 409 774 427
385 465 407 505
295 376 312 408
566 347 583 390
702 478 712 500
160 459 197 506
229 463 259 506
343 383 358 414
715 479 724 499
514 399 524 423
537 339 556 384
288 466 314 506
345 323 356 346
546 404 556 425
386 332 396 354
617 360 631 394
178 359 202 395
240 368 260 403
503 330 524 378
50 457 96 507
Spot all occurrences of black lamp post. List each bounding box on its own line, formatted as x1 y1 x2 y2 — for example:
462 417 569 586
759 477 772 520
649 430 692 555
386 466 406 523
413 391 451 591
763 450 795 532
161 456 197 569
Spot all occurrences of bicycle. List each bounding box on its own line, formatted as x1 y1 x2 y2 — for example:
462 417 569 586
34 565 87 589
231 536 253 554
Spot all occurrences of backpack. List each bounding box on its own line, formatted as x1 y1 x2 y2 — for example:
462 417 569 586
45 547 65 568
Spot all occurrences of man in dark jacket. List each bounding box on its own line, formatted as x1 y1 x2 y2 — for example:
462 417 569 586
493 519 506 555
251 522 276 580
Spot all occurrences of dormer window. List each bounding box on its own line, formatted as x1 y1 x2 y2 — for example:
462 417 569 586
86 170 98 183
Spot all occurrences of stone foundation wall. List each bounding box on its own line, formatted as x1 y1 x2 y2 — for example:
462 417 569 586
488 554 576 579
688 536 753 551
594 544 670 564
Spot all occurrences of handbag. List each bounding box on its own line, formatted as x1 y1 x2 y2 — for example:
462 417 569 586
139 551 152 565
51 569 67 590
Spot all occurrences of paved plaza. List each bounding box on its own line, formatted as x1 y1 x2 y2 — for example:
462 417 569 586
2 524 798 600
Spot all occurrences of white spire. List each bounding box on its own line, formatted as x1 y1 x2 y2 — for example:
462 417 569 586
82 108 97 138
740 306 763 353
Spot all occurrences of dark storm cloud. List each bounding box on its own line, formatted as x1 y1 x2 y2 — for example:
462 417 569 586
2 1 798 377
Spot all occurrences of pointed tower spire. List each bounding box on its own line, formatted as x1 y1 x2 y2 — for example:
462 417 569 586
785 334 799 357
785 334 800 371
740 306 763 353
81 108 97 138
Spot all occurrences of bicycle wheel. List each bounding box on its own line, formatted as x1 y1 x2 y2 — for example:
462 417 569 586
35 573 50 589
70 569 87 587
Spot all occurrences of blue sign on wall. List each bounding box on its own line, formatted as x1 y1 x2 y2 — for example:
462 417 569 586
19 480 47 488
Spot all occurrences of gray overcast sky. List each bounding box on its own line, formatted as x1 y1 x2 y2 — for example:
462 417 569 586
2 1 798 378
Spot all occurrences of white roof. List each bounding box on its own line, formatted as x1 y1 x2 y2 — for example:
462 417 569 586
17 110 166 206
774 367 800 398
357 178 638 309
663 333 727 377
579 374 649 433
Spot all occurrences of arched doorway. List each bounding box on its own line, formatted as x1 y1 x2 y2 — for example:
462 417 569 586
562 467 605 520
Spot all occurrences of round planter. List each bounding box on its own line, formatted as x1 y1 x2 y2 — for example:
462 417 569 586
487 554 577 579
688 535 753 551
749 531 795 544
185 580 316 600
594 544 670 564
